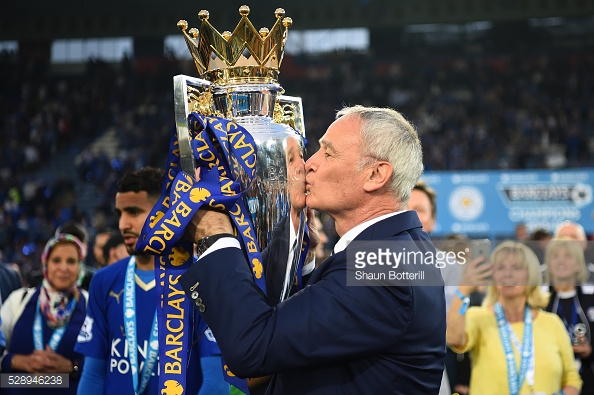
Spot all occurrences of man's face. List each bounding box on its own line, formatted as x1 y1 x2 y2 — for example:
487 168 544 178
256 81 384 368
93 232 111 266
515 224 528 242
115 191 157 255
286 136 306 211
408 189 435 233
108 243 129 265
305 115 368 216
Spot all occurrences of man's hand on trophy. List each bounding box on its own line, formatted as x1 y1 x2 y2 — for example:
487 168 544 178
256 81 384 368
184 208 235 243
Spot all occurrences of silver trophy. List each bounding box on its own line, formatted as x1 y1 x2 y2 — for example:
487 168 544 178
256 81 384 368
174 6 307 303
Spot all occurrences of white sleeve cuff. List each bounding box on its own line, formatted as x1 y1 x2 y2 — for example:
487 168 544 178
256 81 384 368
199 237 241 259
302 259 316 276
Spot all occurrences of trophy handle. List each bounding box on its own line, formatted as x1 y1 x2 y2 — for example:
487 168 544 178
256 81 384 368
173 74 215 175
279 208 308 303
274 95 306 139
274 95 308 303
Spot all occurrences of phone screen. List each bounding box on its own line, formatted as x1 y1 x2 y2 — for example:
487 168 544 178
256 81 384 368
471 239 491 261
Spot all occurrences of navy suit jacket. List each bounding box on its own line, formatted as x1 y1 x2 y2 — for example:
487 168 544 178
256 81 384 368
180 211 446 394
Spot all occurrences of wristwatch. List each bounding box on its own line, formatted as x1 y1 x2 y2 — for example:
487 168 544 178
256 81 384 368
196 233 235 256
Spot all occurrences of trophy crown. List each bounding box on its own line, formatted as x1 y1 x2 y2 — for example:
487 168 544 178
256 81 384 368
178 5 293 85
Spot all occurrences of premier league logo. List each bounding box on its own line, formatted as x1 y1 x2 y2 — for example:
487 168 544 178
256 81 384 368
77 316 94 343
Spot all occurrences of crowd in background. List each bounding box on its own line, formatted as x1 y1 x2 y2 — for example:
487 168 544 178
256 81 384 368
0 34 593 394
0 41 593 283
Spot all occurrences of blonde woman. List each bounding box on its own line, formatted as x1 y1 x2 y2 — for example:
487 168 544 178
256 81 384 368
447 241 582 395
544 238 594 394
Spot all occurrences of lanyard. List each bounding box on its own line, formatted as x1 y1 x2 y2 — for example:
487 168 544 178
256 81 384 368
555 298 578 336
552 293 590 342
124 256 159 395
507 320 535 391
494 303 534 395
33 296 75 351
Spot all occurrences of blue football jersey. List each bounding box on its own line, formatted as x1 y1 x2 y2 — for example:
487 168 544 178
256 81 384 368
75 257 210 395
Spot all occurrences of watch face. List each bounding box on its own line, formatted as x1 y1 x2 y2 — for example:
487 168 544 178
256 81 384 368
196 239 208 256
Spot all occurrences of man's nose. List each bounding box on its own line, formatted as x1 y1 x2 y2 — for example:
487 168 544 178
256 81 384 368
305 151 318 173
119 216 131 233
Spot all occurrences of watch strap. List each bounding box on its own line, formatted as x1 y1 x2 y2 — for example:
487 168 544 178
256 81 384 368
196 233 235 256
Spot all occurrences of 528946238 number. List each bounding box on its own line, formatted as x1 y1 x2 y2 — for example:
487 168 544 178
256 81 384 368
1 374 69 388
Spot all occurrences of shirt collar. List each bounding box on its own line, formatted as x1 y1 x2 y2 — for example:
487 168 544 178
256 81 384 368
333 210 405 254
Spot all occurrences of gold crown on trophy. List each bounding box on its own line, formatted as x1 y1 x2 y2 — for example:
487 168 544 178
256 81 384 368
177 5 293 85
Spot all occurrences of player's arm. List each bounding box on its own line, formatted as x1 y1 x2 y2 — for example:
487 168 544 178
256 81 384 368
76 357 106 395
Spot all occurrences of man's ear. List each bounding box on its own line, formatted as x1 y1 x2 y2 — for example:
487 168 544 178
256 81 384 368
363 161 392 192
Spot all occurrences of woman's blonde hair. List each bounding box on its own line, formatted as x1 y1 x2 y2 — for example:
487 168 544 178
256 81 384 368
483 241 549 309
544 238 588 285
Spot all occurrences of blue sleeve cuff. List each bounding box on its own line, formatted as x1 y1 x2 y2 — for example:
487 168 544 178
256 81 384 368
197 356 230 395
76 356 106 395
1 352 14 372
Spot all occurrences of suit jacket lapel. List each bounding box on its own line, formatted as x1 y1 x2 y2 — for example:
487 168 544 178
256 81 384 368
309 211 424 282
354 211 423 241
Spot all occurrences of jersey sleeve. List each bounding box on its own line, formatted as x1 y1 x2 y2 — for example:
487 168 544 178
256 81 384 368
199 327 222 357
75 271 111 359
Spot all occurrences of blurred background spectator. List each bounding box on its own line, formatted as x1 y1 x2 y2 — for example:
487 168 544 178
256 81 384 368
0 3 593 295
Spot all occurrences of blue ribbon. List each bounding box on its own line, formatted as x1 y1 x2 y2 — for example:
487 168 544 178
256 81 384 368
494 303 533 395
137 113 268 394
33 297 75 351
556 297 579 341
123 257 159 395
134 124 202 395
189 114 267 293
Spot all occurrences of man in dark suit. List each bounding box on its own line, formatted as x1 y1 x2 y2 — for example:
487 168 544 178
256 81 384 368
180 105 446 394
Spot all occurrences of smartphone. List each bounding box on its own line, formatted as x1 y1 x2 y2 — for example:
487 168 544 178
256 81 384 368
471 239 491 261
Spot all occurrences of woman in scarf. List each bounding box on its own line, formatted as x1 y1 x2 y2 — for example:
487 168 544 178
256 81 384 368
0 234 87 394
447 241 582 395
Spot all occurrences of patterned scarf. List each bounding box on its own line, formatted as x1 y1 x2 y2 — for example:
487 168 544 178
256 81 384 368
39 278 79 329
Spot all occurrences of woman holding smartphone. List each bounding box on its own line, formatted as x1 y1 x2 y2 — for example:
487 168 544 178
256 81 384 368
447 241 582 395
